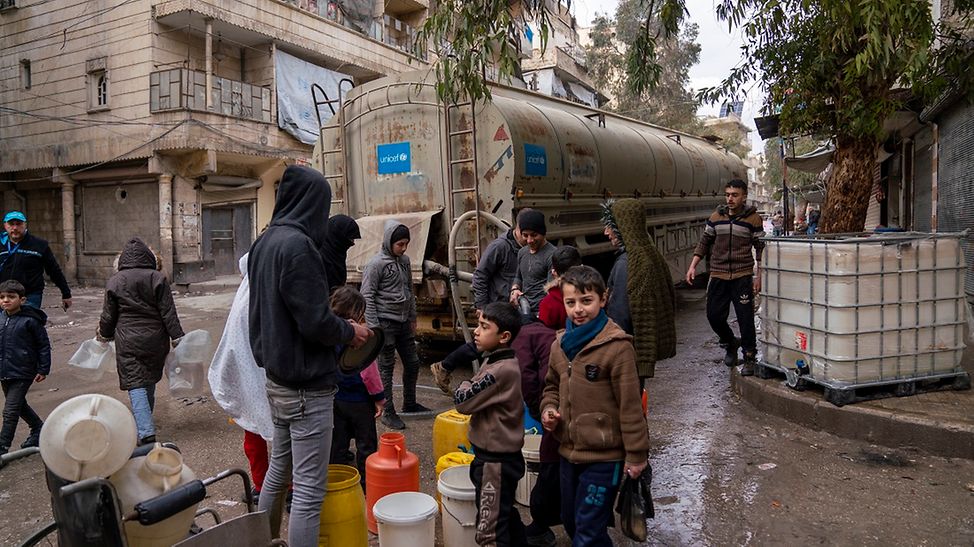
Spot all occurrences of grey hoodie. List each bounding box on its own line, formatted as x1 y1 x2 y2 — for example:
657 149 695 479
361 220 417 327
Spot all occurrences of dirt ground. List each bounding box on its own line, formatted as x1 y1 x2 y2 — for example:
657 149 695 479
1 285 973 546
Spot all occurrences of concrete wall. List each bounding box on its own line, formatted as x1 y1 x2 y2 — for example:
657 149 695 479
172 175 201 263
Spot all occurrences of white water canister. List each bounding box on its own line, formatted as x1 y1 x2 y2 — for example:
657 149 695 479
373 491 437 547
40 394 137 481
516 434 542 506
68 339 116 381
437 465 477 547
110 446 199 547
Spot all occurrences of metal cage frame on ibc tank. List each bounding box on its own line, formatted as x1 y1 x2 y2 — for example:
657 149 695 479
758 231 971 398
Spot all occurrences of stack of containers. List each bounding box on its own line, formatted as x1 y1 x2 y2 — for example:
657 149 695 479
761 232 969 392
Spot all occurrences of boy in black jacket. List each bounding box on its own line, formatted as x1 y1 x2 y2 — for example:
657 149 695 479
0 280 51 456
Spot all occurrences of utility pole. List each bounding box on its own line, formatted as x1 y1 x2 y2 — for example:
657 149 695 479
780 137 790 235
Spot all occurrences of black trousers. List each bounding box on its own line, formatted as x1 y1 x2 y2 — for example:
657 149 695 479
470 447 526 546
377 319 422 410
706 276 757 353
329 399 377 485
528 461 562 531
0 379 43 451
441 341 480 372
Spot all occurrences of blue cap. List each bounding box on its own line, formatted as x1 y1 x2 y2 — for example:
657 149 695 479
3 211 26 223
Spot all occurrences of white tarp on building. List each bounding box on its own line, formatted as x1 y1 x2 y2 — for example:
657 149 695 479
274 50 353 144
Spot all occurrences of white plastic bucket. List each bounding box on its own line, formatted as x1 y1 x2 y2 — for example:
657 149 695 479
373 491 437 547
437 465 477 547
516 434 542 506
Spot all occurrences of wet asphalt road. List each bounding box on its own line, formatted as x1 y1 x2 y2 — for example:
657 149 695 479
1 287 972 546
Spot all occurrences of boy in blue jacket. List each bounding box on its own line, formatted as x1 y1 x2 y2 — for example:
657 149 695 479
0 279 51 456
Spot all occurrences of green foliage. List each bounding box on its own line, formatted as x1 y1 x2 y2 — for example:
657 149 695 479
699 0 974 142
417 0 552 104
418 0 688 104
585 0 701 132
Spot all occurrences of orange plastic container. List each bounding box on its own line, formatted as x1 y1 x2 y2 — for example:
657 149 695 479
365 432 420 534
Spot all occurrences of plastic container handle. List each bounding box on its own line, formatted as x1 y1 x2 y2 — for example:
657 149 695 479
443 501 475 528
395 444 402 467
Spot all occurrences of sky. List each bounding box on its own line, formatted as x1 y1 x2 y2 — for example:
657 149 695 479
572 0 766 153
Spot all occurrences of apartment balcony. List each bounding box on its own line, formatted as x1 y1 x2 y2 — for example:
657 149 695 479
153 0 424 80
522 44 594 89
150 69 272 123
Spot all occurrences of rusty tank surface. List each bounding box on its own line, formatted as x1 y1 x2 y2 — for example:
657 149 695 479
313 70 747 341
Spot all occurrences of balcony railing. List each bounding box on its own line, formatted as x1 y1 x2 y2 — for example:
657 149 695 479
149 69 272 123
281 0 426 59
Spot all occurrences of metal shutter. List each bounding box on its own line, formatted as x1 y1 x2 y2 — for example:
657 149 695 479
936 101 974 302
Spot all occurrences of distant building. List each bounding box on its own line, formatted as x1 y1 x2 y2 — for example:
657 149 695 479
519 1 605 108
1 0 428 284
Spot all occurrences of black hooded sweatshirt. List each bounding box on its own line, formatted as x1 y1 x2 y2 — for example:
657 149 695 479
248 165 354 390
319 214 361 290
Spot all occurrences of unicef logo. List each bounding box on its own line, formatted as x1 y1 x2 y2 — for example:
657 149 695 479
379 152 408 164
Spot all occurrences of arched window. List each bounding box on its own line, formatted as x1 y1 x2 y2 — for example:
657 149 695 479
96 74 108 106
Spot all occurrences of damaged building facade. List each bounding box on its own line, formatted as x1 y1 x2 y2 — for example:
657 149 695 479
0 0 428 284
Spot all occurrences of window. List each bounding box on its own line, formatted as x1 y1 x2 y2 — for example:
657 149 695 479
86 57 109 111
95 73 108 106
20 59 30 89
0 0 16 11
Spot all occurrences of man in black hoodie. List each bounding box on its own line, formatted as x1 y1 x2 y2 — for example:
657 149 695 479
248 165 371 547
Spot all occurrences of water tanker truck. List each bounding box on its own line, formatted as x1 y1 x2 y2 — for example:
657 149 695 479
312 70 747 342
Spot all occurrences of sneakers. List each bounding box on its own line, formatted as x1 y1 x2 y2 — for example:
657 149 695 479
430 361 452 394
740 351 757 376
20 427 42 449
381 411 406 430
722 338 741 367
401 402 432 414
138 435 157 446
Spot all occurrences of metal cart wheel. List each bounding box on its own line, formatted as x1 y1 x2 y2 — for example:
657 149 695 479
18 522 58 547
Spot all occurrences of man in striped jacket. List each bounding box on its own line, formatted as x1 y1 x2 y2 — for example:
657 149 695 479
686 179 766 376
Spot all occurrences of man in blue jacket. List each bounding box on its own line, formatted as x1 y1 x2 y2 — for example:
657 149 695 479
248 165 371 547
0 211 72 310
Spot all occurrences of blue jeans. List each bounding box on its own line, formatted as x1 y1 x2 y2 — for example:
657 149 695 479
560 458 623 547
258 378 336 547
128 385 156 440
25 293 42 308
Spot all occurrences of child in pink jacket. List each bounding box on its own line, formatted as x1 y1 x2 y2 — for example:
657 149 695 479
329 286 385 486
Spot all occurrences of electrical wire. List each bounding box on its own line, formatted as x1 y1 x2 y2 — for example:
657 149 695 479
0 120 188 183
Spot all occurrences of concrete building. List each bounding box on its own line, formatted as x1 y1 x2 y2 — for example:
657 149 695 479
1 0 428 284
520 1 604 107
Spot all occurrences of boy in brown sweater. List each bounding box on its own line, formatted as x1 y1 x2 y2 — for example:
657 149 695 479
541 265 649 546
454 302 525 546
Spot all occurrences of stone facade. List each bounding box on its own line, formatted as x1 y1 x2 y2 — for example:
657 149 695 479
1 0 429 285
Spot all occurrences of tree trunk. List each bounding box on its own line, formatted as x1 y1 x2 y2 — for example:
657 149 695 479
820 138 877 234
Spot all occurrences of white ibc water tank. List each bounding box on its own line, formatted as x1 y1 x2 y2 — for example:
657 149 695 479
761 232 968 384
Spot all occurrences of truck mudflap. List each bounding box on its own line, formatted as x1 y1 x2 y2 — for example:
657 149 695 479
345 209 444 284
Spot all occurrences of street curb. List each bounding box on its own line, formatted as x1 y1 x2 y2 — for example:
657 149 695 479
731 371 974 460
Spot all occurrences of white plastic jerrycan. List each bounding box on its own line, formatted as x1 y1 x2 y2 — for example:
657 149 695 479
109 445 199 547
